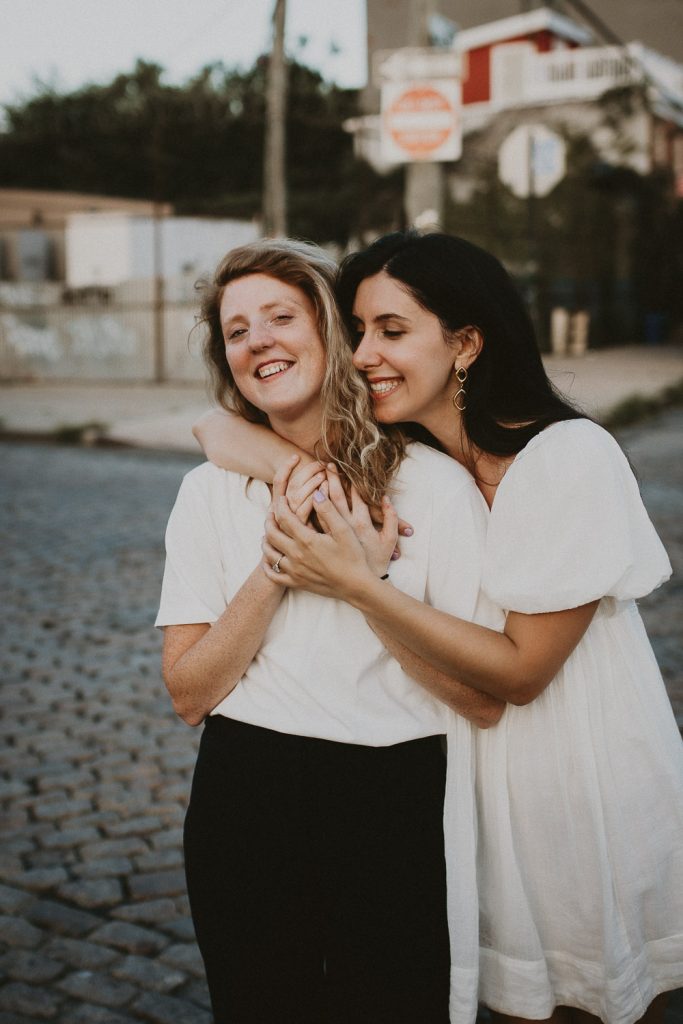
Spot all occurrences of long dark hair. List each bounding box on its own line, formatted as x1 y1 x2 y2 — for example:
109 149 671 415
337 231 585 460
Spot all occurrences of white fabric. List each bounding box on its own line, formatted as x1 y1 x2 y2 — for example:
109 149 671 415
482 419 671 612
156 442 493 746
457 420 683 1024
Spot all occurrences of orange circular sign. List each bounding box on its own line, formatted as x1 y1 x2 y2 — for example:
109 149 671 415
385 86 455 156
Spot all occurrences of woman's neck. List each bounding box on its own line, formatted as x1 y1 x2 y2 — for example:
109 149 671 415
268 411 322 457
417 402 469 467
417 406 512 509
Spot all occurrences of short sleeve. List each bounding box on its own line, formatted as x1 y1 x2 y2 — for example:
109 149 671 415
155 468 228 627
482 420 672 613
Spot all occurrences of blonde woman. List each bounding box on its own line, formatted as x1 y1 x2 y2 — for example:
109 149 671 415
156 239 503 1024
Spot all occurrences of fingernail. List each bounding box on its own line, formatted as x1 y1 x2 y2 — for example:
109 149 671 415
403 527 414 536
390 550 400 560
313 490 326 504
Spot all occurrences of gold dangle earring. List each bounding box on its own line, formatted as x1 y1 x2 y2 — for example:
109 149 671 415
452 365 468 412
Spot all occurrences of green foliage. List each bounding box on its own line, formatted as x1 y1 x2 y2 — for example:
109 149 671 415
0 58 396 244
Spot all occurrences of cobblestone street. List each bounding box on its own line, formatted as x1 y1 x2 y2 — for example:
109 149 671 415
1 409 681 1023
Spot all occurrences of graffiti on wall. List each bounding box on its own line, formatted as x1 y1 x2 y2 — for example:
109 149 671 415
1 312 139 370
66 316 137 357
0 301 203 381
0 314 61 362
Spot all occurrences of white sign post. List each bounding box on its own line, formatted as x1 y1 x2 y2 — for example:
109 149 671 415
375 48 462 166
498 124 566 198
373 47 461 85
381 79 462 164
374 47 462 225
498 125 566 348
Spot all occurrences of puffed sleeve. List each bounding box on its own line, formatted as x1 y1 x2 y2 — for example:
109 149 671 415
155 467 228 627
481 420 671 613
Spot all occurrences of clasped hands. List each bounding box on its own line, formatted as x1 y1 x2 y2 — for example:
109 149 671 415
261 455 403 598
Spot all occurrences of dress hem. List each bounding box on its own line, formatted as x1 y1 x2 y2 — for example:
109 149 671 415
476 935 683 1024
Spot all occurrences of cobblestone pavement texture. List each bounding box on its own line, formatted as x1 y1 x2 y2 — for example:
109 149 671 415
1 409 681 1024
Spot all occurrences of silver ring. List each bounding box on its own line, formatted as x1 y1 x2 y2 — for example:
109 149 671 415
272 555 283 573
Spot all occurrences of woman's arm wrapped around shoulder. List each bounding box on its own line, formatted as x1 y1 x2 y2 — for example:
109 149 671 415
193 407 313 478
194 409 414 541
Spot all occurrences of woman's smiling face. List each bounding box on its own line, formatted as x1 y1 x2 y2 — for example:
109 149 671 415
351 271 457 430
220 273 326 432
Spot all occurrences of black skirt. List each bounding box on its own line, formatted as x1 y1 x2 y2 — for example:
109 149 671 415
184 714 450 1024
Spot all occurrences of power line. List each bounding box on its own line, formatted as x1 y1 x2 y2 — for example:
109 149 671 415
558 0 625 47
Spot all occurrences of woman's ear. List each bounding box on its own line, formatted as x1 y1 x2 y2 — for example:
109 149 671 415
454 326 483 369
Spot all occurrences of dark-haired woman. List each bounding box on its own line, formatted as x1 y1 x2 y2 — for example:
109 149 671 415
195 232 683 1024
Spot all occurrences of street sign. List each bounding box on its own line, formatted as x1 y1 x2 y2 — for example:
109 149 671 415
373 47 461 85
498 124 566 198
381 79 462 164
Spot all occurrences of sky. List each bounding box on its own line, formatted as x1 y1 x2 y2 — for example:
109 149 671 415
0 0 368 106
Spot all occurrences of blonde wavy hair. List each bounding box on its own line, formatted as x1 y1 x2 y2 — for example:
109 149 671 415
198 238 405 506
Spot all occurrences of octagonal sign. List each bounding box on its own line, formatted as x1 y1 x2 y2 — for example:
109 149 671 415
498 124 566 198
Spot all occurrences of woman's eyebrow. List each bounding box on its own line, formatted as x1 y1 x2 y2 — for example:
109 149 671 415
222 299 302 329
374 312 411 323
221 313 247 331
352 312 410 324
259 298 303 312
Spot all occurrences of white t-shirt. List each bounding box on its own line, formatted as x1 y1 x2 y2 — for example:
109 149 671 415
156 442 493 746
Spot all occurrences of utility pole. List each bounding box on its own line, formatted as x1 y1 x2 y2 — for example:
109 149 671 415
409 0 434 43
152 201 165 383
404 0 446 228
263 0 288 236
150 99 166 384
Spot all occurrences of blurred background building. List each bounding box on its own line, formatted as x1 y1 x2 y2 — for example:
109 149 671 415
0 190 172 283
353 1 683 349
0 0 681 381
0 189 258 382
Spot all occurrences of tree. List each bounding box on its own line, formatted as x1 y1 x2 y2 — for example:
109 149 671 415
0 58 401 245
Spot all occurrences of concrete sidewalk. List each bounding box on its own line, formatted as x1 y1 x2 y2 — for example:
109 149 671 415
1 345 682 452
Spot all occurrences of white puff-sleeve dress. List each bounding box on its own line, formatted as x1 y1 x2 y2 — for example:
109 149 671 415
470 419 683 1024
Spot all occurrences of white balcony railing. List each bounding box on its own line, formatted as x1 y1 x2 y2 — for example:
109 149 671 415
489 42 683 110
526 46 641 102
